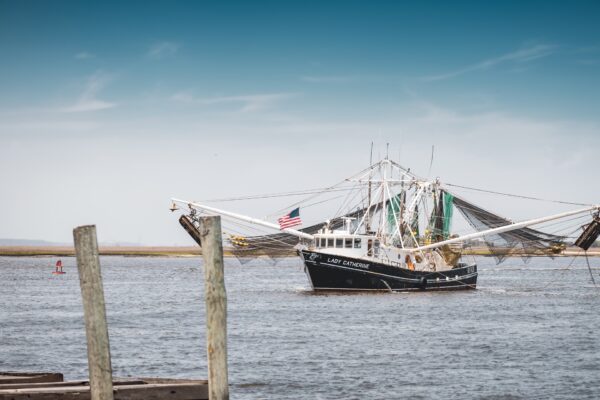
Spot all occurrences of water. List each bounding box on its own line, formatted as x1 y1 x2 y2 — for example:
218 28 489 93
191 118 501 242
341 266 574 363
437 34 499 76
1 255 599 399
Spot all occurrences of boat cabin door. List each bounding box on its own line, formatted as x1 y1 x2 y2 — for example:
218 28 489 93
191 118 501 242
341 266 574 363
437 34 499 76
367 239 380 257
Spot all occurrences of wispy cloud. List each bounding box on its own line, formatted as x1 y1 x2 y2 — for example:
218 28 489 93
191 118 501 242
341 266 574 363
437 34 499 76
60 71 116 113
171 92 297 112
422 43 557 82
147 41 180 59
75 52 95 60
301 75 357 83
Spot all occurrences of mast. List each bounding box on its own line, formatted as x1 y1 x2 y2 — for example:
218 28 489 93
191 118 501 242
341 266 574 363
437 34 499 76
399 177 405 237
379 160 387 240
366 142 373 233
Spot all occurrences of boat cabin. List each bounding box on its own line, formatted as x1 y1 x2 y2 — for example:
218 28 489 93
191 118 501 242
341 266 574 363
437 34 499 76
312 232 380 258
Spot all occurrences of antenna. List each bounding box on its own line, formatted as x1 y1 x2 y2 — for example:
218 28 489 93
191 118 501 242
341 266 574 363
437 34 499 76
386 142 389 160
427 145 435 177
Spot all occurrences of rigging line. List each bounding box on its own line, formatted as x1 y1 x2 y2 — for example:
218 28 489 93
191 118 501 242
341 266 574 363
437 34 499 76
333 181 363 220
540 254 579 290
356 184 385 233
273 163 378 215
461 213 591 238
584 251 598 288
199 186 356 203
388 159 422 181
331 183 357 219
463 224 582 246
562 224 588 239
460 220 580 246
449 194 594 231
462 223 580 246
538 223 591 241
221 210 319 240
444 183 592 206
453 211 590 241
302 194 347 210
527 214 591 233
448 191 578 222
264 193 347 220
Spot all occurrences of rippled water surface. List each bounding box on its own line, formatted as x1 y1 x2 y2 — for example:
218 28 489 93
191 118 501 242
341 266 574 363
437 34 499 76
1 255 600 399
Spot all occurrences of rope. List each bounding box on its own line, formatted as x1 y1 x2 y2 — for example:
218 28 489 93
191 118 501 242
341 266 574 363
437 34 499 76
540 254 579 290
584 251 597 287
199 186 355 203
444 183 592 206
273 163 378 215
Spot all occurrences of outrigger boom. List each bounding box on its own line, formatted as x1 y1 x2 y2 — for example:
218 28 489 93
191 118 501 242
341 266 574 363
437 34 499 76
172 198 598 251
408 205 600 253
171 198 315 241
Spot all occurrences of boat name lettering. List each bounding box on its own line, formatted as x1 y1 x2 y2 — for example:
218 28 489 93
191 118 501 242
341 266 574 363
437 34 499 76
327 257 369 269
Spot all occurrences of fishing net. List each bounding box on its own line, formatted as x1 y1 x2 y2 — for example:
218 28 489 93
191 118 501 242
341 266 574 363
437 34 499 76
448 191 566 263
226 201 386 258
386 193 402 234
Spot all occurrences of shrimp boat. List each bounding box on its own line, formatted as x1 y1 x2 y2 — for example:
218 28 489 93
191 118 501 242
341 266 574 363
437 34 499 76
171 158 599 292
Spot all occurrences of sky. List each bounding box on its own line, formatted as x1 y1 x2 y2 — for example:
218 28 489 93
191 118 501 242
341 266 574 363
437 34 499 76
1 0 599 245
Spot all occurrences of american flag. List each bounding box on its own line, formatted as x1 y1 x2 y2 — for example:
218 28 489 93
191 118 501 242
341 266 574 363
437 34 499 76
278 207 302 229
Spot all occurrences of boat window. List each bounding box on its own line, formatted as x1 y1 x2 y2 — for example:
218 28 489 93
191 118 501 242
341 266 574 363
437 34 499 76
345 238 353 248
327 238 334 247
320 238 326 247
336 238 343 248
354 238 361 248
374 240 380 257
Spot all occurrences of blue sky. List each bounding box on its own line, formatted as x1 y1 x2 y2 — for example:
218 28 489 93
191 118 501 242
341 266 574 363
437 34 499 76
1 1 599 244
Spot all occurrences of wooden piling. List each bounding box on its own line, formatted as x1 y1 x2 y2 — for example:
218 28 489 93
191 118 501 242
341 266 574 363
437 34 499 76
73 225 114 400
198 216 229 400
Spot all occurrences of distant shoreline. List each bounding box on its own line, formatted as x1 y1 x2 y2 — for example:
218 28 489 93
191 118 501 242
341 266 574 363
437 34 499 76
0 246 203 257
0 246 599 258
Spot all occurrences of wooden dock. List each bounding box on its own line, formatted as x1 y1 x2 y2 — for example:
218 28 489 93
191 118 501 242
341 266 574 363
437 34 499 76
0 373 208 399
2 220 229 399
0 372 63 385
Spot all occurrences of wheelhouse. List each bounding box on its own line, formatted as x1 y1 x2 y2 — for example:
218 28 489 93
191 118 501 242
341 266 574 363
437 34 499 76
312 233 380 258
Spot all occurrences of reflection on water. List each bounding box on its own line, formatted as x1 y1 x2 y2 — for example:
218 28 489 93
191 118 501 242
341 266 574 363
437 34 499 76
1 256 599 399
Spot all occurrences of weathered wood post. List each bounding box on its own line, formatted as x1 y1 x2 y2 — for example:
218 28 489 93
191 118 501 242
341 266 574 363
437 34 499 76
198 216 229 400
73 225 114 400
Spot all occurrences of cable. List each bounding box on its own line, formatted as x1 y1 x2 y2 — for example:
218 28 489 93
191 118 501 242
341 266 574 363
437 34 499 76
199 186 356 203
444 183 592 206
584 251 598 287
